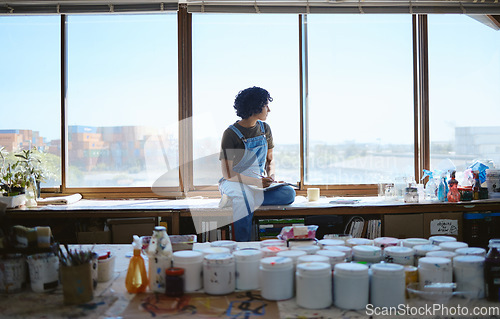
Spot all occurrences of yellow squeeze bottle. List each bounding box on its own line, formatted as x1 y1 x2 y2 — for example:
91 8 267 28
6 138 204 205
125 235 149 293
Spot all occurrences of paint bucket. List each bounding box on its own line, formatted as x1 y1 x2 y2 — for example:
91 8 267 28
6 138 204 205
97 254 116 283
486 169 500 198
0 254 26 293
26 253 59 293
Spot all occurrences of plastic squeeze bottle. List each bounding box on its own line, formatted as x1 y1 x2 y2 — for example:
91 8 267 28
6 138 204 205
125 235 149 293
147 226 173 293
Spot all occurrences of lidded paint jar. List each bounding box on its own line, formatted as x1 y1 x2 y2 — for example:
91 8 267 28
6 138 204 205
165 267 184 297
352 245 382 264
324 246 352 262
318 239 345 249
297 255 330 267
383 246 414 265
333 263 369 310
373 237 400 249
277 250 307 268
418 257 452 290
233 249 262 291
370 263 405 307
439 241 468 252
401 238 430 248
296 262 332 309
261 246 288 258
211 240 238 253
203 253 235 295
429 235 457 246
172 250 203 292
346 238 373 247
260 257 294 300
426 250 457 260
316 250 346 267
291 245 320 255
455 247 486 257
413 244 441 266
453 255 485 299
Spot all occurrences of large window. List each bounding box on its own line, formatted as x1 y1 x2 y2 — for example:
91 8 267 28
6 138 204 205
66 14 178 187
192 14 300 186
428 15 500 175
306 15 414 185
0 16 61 188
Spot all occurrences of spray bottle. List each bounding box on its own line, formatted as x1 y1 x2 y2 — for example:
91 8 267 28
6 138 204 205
422 169 438 202
437 171 448 202
125 235 149 293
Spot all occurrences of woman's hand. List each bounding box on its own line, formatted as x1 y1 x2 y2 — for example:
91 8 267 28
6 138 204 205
261 176 275 188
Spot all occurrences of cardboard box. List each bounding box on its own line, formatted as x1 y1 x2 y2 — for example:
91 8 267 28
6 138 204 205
107 218 156 244
384 214 423 239
423 212 463 241
77 231 111 244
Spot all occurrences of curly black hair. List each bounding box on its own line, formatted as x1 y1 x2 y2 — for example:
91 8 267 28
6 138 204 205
233 87 273 119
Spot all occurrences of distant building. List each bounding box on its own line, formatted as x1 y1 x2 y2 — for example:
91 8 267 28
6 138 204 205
0 129 44 152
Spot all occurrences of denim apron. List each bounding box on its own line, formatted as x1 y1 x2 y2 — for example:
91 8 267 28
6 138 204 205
229 120 268 178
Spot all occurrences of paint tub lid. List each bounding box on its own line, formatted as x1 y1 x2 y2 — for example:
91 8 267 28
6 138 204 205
291 245 320 254
453 255 485 267
173 250 204 262
439 241 468 251
200 247 231 256
318 239 345 247
297 262 331 277
429 236 457 245
455 247 486 256
373 237 400 248
418 256 451 268
384 246 414 256
334 262 369 275
402 238 430 248
370 262 405 276
233 249 262 261
260 256 293 270
297 255 330 264
211 240 237 250
426 251 457 259
260 239 287 248
324 245 352 255
352 245 382 257
276 250 307 260
316 250 346 260
413 244 441 255
203 253 234 264
261 246 288 254
346 238 373 246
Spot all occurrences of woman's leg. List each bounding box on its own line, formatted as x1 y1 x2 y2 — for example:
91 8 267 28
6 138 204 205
262 185 296 206
219 180 264 241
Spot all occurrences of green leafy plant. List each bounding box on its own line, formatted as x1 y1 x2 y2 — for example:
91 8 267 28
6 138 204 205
0 147 47 196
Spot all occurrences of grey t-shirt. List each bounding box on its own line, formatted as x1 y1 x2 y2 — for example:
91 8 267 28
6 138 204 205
219 121 274 167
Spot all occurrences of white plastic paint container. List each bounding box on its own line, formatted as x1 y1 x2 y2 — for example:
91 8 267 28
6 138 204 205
333 263 369 310
277 250 307 268
418 257 452 290
316 250 346 267
297 255 330 267
453 255 485 299
26 253 59 293
211 240 238 253
260 246 288 258
233 249 262 291
401 238 430 248
370 263 405 308
291 245 320 255
426 250 457 260
260 257 294 301
324 245 352 262
455 247 487 257
439 241 468 252
429 236 457 246
352 245 382 264
148 255 171 293
97 254 116 283
0 254 26 293
318 239 345 248
173 250 204 292
346 238 373 247
373 237 400 249
383 246 414 265
296 262 332 309
413 244 442 266
203 253 235 295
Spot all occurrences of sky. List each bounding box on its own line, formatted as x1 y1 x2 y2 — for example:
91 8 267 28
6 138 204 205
0 13 499 148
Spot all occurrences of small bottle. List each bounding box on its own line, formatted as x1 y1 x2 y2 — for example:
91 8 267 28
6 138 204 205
125 236 149 293
485 239 500 302
447 171 460 202
148 226 173 293
472 170 481 200
165 267 184 297
437 173 448 202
